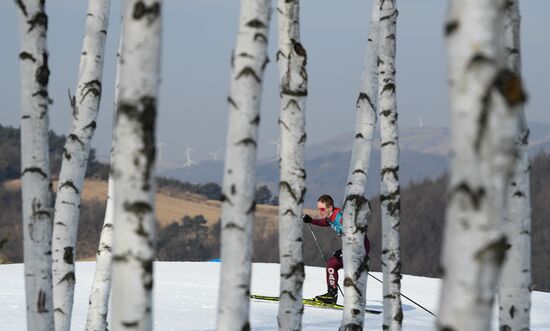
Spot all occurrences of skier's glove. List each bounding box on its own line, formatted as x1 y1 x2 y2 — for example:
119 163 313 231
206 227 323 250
333 249 342 259
302 214 312 223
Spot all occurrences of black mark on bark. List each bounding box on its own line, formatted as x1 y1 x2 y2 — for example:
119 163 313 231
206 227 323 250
27 11 48 33
133 1 160 25
37 289 48 313
36 52 50 87
19 52 35 62
445 20 459 36
63 246 74 264
236 138 257 148
22 167 48 178
246 19 266 29
81 80 102 103
236 67 261 83
452 182 485 210
60 180 79 194
123 201 153 217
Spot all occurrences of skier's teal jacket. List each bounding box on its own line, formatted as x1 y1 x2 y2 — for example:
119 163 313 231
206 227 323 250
311 207 370 255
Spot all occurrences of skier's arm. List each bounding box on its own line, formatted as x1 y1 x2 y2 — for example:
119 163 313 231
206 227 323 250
311 217 330 227
302 214 330 227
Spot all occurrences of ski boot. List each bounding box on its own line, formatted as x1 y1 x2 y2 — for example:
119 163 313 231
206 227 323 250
315 287 338 304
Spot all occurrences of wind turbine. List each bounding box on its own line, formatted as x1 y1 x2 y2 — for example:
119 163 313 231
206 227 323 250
268 136 281 159
156 139 167 161
183 141 196 168
419 115 424 128
208 148 222 161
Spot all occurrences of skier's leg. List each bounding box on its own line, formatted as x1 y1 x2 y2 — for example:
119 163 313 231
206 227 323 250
326 255 343 290
315 256 343 304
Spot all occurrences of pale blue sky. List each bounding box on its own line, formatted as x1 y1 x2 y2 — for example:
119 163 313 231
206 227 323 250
1 1 548 163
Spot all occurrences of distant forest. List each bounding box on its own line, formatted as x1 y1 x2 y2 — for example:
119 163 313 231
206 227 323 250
0 124 273 260
1 124 549 292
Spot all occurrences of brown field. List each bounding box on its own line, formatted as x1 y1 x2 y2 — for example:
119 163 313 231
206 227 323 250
4 179 316 231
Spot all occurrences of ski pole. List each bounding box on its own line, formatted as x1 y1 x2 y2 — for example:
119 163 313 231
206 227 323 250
306 223 345 298
367 271 437 318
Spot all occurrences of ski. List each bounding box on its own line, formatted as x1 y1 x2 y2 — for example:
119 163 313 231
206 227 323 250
250 294 382 314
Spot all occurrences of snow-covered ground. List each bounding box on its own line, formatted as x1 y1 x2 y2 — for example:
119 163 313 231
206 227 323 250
1 262 549 330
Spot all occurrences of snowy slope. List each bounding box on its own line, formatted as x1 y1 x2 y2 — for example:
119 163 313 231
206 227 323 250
1 262 549 330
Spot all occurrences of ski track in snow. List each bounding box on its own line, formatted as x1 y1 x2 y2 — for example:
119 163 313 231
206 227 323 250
1 262 549 330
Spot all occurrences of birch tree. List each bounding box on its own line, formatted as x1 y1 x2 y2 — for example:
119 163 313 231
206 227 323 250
84 176 114 331
111 1 162 330
216 1 271 330
498 0 532 329
438 0 525 330
377 1 402 329
276 0 307 329
340 1 380 329
15 1 54 330
85 20 124 330
51 2 110 330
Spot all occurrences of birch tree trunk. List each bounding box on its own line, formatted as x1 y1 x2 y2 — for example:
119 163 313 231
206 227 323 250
216 1 271 330
377 1 402 330
85 20 124 330
111 1 162 330
340 196 369 331
340 2 380 330
276 0 307 330
498 1 532 329
438 1 525 330
51 2 110 330
85 176 114 331
16 1 54 329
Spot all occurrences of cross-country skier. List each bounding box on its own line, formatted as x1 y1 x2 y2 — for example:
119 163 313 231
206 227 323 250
302 194 371 304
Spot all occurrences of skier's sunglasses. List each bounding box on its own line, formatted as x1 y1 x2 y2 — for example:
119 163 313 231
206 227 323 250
318 207 327 212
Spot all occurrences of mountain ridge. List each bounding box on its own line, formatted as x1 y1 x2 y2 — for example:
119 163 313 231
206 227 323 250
159 122 550 207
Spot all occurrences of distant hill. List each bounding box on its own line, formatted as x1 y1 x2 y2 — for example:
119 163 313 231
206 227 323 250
160 122 550 207
256 149 448 207
0 178 315 263
3 179 227 227
302 121 550 158
301 126 450 160
159 150 448 207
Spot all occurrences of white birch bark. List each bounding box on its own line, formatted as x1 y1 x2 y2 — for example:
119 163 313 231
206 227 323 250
85 20 124 330
216 1 271 330
276 1 307 329
111 1 162 330
51 2 110 330
438 1 525 330
498 1 532 330
16 1 54 330
340 196 370 331
377 1 402 330
340 2 380 330
84 176 114 331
